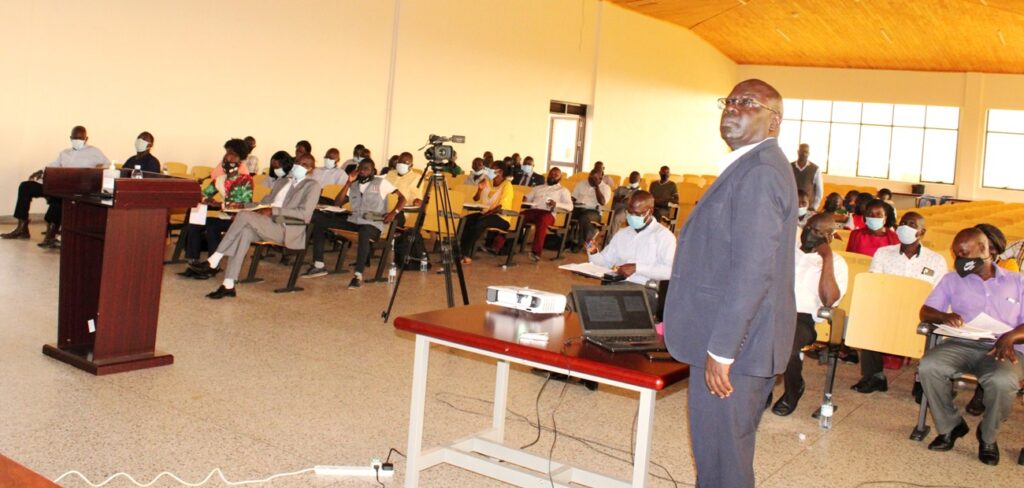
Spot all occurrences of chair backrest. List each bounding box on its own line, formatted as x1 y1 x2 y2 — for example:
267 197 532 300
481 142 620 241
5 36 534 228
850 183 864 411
321 184 343 201
817 250 873 343
676 182 702 205
606 174 622 189
682 174 706 187
165 162 188 174
844 273 934 359
253 184 271 203
192 165 214 181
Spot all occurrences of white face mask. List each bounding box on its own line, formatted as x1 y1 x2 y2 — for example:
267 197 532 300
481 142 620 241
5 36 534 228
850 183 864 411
324 158 337 169
472 169 485 176
291 165 308 180
70 139 85 150
274 167 286 178
628 182 639 189
798 206 809 217
396 163 411 176
354 156 365 163
134 138 149 153
521 165 533 175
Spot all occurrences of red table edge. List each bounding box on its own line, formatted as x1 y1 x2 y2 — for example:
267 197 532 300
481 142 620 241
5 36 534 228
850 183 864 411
394 317 689 391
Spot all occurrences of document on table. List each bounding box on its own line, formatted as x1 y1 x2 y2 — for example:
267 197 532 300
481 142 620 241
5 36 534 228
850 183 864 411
318 205 350 214
188 204 208 225
965 312 1013 335
558 262 615 279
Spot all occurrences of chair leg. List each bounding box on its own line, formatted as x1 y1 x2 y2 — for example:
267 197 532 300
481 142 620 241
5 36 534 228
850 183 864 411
815 347 841 419
554 224 572 260
240 245 266 284
503 221 527 268
333 239 351 274
166 227 188 264
275 248 306 293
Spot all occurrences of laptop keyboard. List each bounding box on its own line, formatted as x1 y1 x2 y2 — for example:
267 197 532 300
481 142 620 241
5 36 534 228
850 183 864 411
606 335 657 343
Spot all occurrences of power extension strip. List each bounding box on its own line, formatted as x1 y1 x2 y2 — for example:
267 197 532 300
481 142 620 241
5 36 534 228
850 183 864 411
314 458 393 477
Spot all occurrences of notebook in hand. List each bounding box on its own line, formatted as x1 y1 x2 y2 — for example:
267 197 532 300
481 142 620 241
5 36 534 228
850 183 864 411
572 285 666 353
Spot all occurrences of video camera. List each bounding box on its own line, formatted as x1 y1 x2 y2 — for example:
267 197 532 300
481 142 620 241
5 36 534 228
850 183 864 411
423 134 465 166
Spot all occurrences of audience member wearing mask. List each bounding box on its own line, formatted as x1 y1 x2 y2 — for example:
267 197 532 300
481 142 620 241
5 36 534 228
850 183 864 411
609 171 643 240
385 151 424 227
302 158 405 287
505 167 573 262
342 144 367 174
585 191 675 304
124 132 160 173
796 189 816 228
461 163 514 264
310 147 346 195
771 213 847 416
846 199 899 256
179 139 255 272
512 156 543 186
842 190 860 214
464 157 490 186
649 165 679 223
852 212 947 394
188 153 322 298
263 151 293 189
918 224 1023 466
2 126 110 246
243 136 259 174
571 169 612 252
845 192 875 230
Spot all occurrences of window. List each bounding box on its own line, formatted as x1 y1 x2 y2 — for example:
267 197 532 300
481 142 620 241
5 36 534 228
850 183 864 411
983 109 1024 190
779 99 959 184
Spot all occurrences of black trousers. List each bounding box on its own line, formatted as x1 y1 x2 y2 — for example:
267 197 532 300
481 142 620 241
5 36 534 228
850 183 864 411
571 208 601 243
308 210 381 273
782 313 817 402
460 213 509 256
13 180 43 220
860 350 885 381
184 219 232 261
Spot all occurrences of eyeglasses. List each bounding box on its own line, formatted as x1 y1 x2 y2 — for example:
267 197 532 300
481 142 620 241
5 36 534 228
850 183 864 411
717 97 780 115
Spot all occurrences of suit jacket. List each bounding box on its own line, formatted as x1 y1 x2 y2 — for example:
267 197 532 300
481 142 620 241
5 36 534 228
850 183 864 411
512 172 544 187
259 177 322 249
663 138 798 378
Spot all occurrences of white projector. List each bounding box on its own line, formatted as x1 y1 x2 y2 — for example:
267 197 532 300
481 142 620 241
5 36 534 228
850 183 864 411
486 286 566 314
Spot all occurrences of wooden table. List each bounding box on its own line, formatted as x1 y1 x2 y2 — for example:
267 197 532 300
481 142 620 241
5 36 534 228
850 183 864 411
394 304 689 487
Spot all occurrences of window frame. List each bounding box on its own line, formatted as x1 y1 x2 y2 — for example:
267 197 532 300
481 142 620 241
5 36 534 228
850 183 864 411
982 108 1024 191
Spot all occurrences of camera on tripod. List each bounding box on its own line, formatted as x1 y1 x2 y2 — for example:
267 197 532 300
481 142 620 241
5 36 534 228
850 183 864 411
424 134 465 166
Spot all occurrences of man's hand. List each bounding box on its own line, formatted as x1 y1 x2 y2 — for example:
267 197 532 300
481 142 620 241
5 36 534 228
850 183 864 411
411 199 422 207
347 172 358 184
546 199 556 210
814 240 833 258
704 354 733 398
29 170 43 181
942 312 965 328
383 210 396 224
987 326 1022 363
584 239 599 255
617 263 636 277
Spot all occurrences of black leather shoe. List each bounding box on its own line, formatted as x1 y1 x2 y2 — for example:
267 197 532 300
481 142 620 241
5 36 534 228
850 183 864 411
977 428 999 465
206 285 236 299
771 383 804 417
966 386 985 416
851 376 888 394
189 261 220 279
928 419 969 451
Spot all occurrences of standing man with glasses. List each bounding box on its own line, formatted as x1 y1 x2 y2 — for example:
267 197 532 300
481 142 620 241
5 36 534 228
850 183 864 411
664 80 796 488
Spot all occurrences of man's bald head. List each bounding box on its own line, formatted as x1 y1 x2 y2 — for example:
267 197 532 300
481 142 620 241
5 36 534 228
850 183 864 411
806 213 836 235
628 190 655 215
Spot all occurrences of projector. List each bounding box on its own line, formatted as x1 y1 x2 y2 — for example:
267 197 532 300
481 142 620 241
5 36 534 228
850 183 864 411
486 286 566 314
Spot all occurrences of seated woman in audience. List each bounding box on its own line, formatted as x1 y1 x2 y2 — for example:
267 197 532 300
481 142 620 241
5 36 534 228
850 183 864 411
844 192 874 230
797 189 816 228
460 162 513 264
842 190 860 214
918 224 1024 466
180 140 255 271
262 151 293 188
846 199 899 256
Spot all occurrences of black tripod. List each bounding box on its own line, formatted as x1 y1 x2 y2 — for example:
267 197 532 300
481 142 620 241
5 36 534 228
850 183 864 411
381 165 469 322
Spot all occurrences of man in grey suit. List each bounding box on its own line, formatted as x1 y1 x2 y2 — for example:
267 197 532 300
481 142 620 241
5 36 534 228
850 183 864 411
663 79 797 488
190 152 322 299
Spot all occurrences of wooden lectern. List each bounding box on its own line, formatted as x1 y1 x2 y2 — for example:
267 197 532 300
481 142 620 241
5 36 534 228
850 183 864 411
42 168 200 375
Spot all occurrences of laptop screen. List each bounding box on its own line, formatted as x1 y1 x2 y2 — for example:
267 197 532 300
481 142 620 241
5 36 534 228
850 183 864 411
572 286 655 333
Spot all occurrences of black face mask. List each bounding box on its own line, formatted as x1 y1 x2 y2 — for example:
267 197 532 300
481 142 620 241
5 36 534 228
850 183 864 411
954 257 986 278
357 174 374 184
800 227 827 254
223 161 238 175
547 177 560 186
659 174 669 182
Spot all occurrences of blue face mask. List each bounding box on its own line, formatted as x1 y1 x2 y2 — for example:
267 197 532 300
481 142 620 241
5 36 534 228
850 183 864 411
626 213 648 231
522 165 533 175
896 224 918 245
865 216 885 231
485 168 496 180
274 168 286 178
290 165 308 180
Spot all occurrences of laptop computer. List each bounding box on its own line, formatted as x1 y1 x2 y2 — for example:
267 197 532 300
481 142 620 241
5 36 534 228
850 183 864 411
571 285 666 353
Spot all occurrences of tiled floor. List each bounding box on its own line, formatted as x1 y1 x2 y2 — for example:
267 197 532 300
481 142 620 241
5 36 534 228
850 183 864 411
0 223 1020 487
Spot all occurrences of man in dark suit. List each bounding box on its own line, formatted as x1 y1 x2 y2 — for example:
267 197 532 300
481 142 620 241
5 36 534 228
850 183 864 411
663 79 797 488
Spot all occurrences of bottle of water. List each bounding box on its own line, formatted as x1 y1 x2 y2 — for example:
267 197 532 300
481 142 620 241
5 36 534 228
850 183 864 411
131 165 143 179
420 252 429 272
387 262 397 284
819 393 834 429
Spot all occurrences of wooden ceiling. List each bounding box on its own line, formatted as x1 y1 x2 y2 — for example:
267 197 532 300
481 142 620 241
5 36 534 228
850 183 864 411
610 0 1024 74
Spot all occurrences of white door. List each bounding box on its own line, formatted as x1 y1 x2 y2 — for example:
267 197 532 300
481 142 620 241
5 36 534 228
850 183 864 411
547 115 583 176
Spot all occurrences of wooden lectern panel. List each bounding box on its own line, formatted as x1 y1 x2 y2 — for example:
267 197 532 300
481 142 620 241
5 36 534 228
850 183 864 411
42 168 199 375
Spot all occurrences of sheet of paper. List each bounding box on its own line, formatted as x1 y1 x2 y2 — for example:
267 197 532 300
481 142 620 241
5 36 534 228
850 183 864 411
463 203 485 211
933 323 995 341
318 205 350 214
965 312 1013 335
222 204 271 213
558 262 615 279
188 204 208 225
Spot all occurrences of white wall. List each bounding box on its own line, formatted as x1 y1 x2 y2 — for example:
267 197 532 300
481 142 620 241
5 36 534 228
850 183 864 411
737 64 1024 203
0 0 738 215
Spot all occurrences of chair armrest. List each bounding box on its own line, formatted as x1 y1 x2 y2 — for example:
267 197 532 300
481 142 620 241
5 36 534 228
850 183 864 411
499 209 520 218
817 306 847 347
917 322 937 336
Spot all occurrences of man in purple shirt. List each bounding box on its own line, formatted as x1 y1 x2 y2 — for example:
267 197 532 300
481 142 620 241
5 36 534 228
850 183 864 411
918 225 1024 466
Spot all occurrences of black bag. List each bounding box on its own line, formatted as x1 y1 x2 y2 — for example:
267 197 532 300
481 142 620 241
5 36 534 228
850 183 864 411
395 230 429 270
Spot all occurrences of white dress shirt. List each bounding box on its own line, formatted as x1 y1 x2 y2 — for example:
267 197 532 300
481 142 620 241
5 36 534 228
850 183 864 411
46 145 110 169
571 180 612 209
589 220 676 285
794 248 849 322
271 178 295 208
868 244 947 286
715 138 773 173
524 184 573 213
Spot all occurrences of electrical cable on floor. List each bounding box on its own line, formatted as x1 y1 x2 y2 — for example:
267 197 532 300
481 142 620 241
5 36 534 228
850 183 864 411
53 467 316 487
521 373 554 449
547 366 571 488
